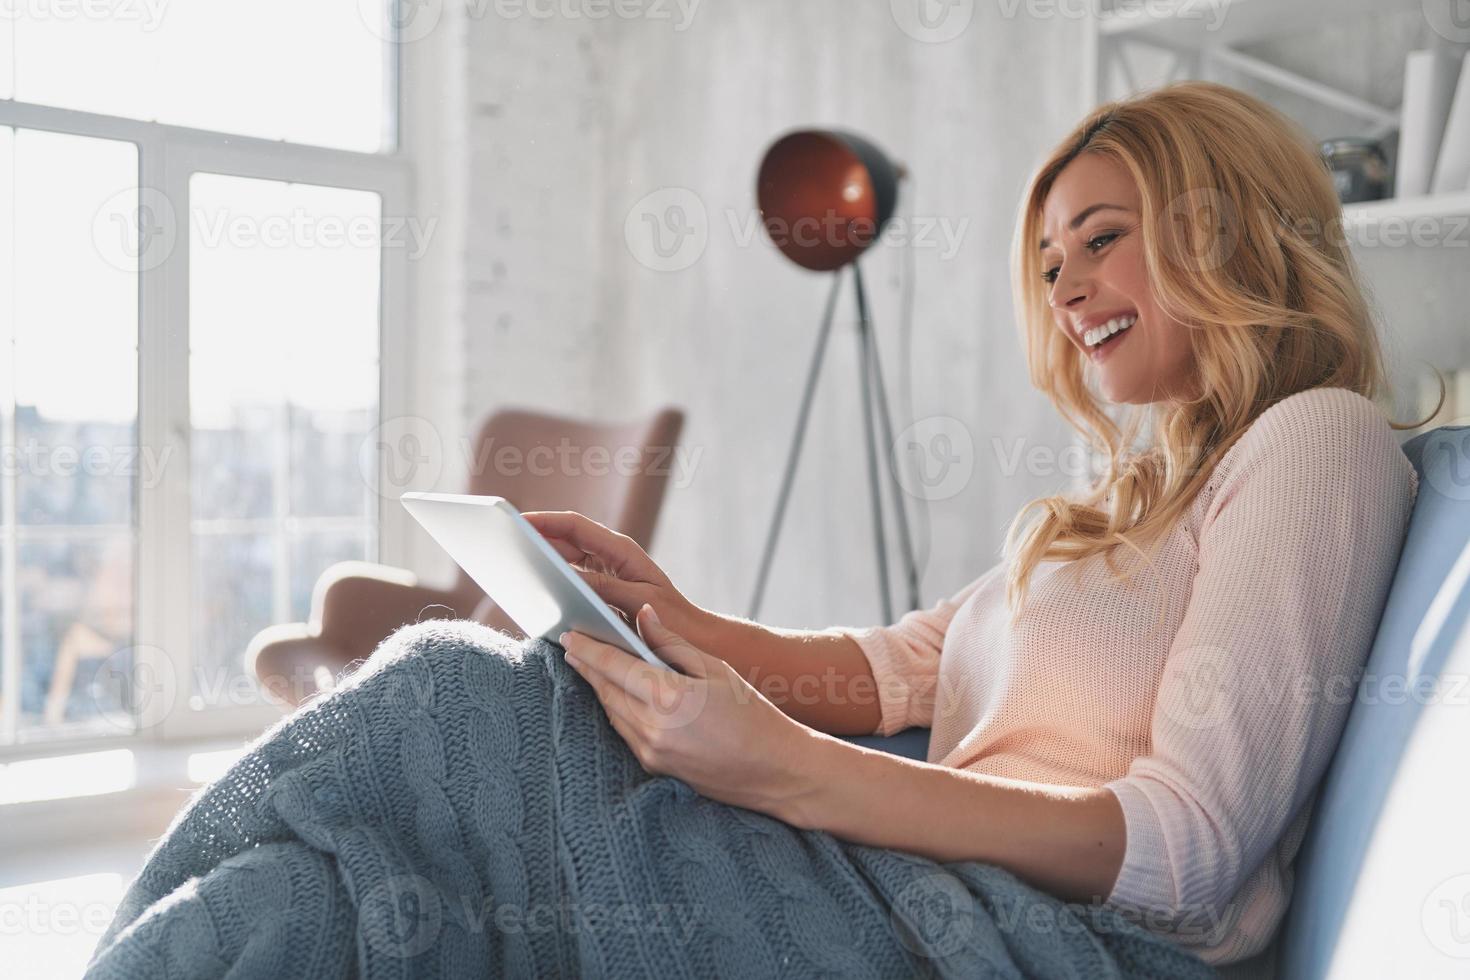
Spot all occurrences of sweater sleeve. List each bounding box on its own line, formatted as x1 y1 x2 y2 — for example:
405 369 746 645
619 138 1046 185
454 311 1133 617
1101 388 1418 929
816 563 1002 736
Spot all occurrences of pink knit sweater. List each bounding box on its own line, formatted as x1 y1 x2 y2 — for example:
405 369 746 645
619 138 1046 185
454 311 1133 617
819 386 1419 968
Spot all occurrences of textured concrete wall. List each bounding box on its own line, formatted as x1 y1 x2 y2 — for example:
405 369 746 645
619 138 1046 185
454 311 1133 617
445 1 1087 631
411 2 1462 631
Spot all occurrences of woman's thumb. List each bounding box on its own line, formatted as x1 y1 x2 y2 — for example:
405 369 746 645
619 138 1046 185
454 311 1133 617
638 605 707 676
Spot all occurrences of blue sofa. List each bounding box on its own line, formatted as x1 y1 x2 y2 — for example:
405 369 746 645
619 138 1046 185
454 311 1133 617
843 424 1470 979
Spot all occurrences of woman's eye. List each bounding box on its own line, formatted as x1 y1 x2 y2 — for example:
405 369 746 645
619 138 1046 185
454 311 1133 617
1040 232 1117 285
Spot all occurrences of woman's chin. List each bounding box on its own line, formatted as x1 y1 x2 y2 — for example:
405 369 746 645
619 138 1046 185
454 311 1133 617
1098 377 1146 406
1096 375 1125 404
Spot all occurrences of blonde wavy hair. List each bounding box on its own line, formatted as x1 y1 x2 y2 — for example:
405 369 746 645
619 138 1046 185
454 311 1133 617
1002 80 1441 629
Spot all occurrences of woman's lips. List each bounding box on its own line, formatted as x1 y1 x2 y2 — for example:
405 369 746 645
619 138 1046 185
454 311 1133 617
1088 322 1133 362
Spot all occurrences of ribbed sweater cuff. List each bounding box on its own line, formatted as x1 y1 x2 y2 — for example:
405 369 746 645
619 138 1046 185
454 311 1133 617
817 625 913 737
1102 778 1178 914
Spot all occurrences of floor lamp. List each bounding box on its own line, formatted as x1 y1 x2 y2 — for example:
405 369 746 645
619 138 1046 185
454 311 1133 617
746 129 921 624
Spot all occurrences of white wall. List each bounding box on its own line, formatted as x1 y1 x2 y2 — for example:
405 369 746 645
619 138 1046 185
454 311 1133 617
394 1 470 577
404 2 1462 631
411 1 1090 631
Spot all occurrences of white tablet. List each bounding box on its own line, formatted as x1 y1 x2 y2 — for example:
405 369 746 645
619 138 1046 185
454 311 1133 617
399 491 670 671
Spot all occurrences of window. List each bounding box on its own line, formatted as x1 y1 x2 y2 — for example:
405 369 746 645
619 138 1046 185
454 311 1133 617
1 1 392 152
1 129 139 742
0 5 410 753
188 175 380 707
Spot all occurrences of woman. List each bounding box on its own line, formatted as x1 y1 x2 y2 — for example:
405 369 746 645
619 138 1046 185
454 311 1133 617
524 79 1427 972
88 81 1430 979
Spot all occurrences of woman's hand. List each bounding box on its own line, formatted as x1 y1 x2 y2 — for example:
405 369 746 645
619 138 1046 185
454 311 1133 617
520 509 704 638
560 604 822 822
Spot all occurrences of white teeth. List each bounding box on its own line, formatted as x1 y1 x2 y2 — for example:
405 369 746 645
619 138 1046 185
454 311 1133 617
1084 314 1136 348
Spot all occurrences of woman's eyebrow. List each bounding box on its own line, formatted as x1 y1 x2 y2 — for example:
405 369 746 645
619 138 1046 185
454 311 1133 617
1038 202 1131 251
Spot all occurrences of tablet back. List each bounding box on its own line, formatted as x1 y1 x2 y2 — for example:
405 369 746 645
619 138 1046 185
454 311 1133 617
399 491 667 670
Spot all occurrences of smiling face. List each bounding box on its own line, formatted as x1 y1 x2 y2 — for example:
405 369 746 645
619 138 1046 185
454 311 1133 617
1039 153 1198 406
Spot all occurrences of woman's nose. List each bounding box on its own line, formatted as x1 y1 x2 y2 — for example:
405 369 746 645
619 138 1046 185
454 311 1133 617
1048 267 1092 312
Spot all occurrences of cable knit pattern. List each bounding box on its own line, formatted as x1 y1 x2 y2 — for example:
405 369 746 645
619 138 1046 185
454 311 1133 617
818 386 1419 970
87 621 1216 979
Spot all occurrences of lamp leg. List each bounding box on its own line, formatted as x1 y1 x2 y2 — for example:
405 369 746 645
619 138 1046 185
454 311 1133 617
747 270 845 621
852 263 922 613
854 270 895 625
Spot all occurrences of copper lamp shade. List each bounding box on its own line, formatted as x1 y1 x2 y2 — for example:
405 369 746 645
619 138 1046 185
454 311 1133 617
756 130 902 272
747 127 921 623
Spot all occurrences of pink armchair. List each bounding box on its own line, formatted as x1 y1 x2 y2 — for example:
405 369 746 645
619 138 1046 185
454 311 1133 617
246 405 685 708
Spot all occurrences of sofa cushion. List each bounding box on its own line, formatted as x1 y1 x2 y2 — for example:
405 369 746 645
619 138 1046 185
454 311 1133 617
1276 425 1470 978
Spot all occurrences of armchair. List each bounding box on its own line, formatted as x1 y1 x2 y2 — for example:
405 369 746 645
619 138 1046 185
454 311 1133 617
246 405 685 708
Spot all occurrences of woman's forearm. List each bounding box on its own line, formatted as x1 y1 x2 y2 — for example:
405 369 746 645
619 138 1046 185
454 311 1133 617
781 732 1127 906
668 604 883 737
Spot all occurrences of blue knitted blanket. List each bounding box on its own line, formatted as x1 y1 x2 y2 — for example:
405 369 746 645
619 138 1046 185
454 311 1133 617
86 621 1218 979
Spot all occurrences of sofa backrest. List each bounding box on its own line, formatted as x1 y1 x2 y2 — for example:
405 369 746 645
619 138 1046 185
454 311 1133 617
1276 425 1470 978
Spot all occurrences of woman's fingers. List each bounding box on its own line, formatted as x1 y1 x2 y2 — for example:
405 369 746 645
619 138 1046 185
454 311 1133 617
521 510 613 556
568 640 688 730
523 509 679 620
539 535 588 567
522 511 658 582
568 645 661 756
583 677 650 761
548 561 648 617
580 569 652 614
564 633 658 705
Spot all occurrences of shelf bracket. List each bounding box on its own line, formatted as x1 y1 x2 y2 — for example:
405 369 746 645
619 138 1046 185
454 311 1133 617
1101 34 1400 138
1204 46 1400 131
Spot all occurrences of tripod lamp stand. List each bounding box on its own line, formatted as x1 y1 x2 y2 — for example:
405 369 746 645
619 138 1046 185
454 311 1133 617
746 129 921 624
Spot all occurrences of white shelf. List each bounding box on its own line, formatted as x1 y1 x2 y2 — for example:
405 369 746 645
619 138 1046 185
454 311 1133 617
1099 0 1419 49
1084 2 1470 436
1343 190 1470 240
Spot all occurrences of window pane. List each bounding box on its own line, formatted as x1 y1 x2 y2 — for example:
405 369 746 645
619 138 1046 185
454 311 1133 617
189 173 379 702
188 174 382 362
190 364 279 522
0 128 12 522
0 129 139 745
10 128 139 527
289 379 376 520
289 529 371 622
14 414 135 526
13 130 138 350
16 534 134 738
12 1 391 153
190 531 272 706
0 18 13 100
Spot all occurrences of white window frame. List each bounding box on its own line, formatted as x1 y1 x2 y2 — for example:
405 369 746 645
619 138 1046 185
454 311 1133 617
0 93 414 760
